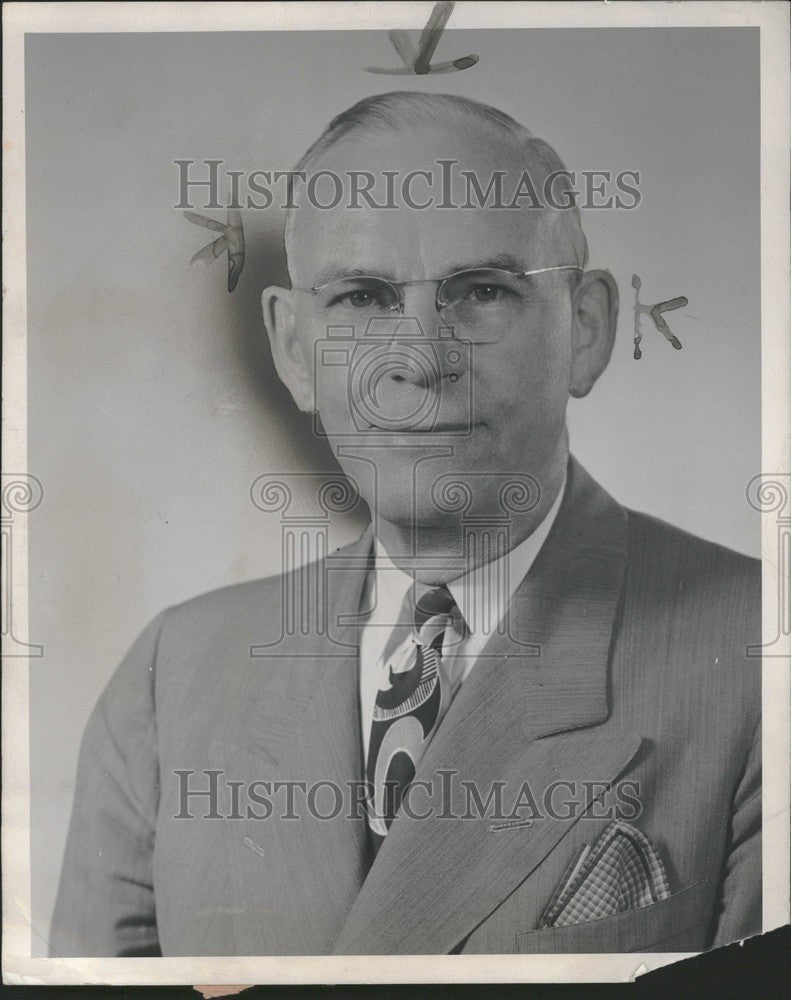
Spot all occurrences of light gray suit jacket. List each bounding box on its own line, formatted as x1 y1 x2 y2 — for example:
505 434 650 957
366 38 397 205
51 458 761 955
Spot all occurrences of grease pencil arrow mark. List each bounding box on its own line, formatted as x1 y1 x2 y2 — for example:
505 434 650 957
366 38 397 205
365 2 478 76
631 274 689 359
184 207 245 292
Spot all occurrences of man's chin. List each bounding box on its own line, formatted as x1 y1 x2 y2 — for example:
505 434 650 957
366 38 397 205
371 507 469 565
331 433 471 485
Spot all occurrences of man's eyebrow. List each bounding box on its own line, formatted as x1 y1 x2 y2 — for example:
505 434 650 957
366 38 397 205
309 255 530 287
443 253 529 274
309 265 397 287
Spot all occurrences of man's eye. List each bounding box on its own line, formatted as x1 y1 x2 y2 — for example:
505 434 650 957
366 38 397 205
469 283 507 303
345 290 378 308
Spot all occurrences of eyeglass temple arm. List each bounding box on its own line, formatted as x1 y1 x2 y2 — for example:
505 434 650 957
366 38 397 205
519 265 582 277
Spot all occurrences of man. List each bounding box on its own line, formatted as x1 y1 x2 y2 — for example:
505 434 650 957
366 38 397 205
51 92 760 956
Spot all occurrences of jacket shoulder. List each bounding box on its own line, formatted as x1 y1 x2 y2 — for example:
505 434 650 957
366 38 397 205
625 508 760 584
618 508 761 755
622 508 761 689
159 572 283 639
155 527 370 654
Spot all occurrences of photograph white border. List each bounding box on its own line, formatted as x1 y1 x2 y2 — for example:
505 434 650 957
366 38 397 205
3 1 789 986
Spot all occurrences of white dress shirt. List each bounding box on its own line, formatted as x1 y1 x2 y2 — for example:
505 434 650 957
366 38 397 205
359 475 566 761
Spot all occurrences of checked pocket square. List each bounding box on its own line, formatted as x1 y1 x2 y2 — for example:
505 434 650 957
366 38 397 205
538 820 672 929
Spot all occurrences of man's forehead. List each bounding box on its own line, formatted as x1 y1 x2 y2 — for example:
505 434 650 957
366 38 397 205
292 207 559 284
288 126 565 282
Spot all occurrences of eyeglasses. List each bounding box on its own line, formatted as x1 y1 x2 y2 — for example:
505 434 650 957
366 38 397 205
293 265 581 343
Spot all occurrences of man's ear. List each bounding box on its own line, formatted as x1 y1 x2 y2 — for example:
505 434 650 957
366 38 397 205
261 286 315 412
569 270 619 398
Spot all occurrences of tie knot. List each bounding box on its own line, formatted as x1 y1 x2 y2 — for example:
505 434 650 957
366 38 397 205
412 585 457 648
414 584 456 622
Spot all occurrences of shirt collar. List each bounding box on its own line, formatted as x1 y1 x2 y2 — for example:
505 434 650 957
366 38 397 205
370 471 566 639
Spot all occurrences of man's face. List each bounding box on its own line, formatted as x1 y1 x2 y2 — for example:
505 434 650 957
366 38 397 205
279 124 582 536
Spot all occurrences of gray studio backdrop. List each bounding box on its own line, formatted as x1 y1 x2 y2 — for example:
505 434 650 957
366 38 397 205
26 29 759 952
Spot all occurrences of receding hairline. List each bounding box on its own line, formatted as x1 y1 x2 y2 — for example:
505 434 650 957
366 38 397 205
296 91 536 172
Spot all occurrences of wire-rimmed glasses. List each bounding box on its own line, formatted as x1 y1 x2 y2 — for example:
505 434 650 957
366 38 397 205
294 265 581 342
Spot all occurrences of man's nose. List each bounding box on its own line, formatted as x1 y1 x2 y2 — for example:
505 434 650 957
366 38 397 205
363 281 472 393
351 283 470 430
367 334 440 392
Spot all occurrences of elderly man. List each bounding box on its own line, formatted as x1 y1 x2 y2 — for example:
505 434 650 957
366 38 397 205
52 92 760 957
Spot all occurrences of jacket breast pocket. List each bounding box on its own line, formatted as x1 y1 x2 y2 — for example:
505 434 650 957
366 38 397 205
515 880 711 954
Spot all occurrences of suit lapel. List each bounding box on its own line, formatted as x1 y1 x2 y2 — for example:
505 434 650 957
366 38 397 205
332 459 642 954
221 528 375 953
234 526 375 765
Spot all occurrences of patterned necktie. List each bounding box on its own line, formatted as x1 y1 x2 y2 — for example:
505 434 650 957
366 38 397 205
366 585 459 853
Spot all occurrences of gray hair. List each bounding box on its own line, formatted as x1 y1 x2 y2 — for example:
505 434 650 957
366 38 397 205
285 90 588 272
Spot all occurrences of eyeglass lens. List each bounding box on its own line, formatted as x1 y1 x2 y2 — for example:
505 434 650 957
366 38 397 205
311 268 560 341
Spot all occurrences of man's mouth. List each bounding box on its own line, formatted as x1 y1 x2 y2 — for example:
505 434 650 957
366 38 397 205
363 421 480 434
